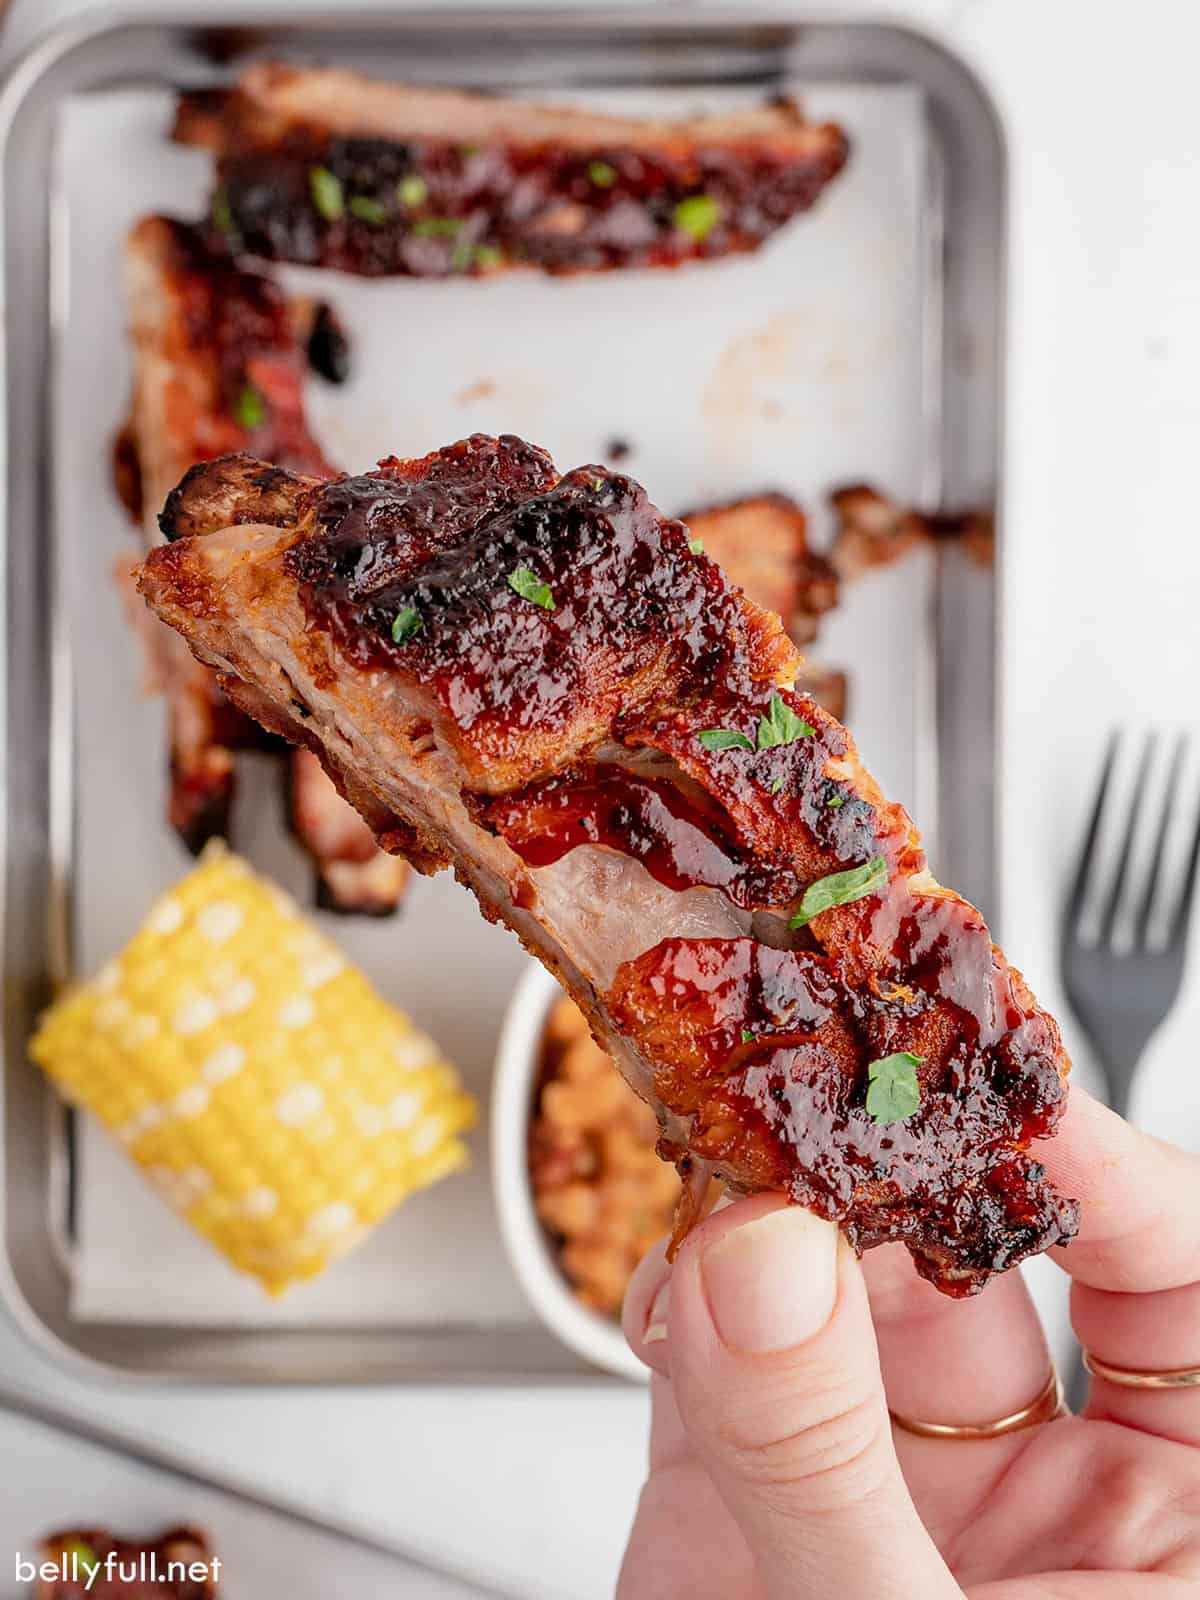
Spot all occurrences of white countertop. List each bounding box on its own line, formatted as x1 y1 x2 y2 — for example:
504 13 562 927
2 1 1200 1597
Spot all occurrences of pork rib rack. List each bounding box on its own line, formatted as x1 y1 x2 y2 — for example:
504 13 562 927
177 63 849 278
137 435 1078 1294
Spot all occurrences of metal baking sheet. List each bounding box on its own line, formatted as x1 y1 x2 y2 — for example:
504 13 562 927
0 9 1003 1380
0 1382 504 1597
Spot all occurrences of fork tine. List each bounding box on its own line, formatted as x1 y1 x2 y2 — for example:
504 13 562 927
1170 753 1200 947
1135 733 1187 947
1098 730 1157 942
1066 730 1120 933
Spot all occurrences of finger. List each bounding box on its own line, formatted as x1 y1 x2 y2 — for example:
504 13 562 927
664 1193 962 1600
862 1244 1056 1516
1043 1085 1200 1295
619 1373 765 1600
1071 1276 1200 1446
648 1372 688 1470
623 1236 672 1378
1040 1086 1200 1437
865 1242 1051 1424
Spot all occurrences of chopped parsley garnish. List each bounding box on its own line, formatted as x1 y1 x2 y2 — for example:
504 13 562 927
688 537 704 555
391 606 422 644
865 1052 923 1126
757 690 815 750
412 216 462 238
827 794 846 809
789 855 888 929
397 174 428 209
450 239 474 272
233 383 266 431
741 1029 757 1044
769 775 785 795
348 194 388 225
62 1540 99 1580
474 244 502 268
587 159 617 188
210 187 234 234
673 193 722 242
508 566 555 610
591 476 605 491
698 728 755 753
461 143 481 158
310 166 345 221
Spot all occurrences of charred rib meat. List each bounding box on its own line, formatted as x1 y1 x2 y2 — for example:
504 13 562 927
178 64 849 278
137 436 1077 1294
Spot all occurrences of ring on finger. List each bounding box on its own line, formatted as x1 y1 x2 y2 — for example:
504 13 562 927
1083 1351 1200 1390
890 1367 1064 1440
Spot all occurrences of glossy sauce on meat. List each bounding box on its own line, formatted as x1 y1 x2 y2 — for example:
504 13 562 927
287 439 793 773
477 763 801 909
609 936 1078 1291
216 130 849 277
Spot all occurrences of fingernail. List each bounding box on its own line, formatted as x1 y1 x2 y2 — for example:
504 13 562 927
701 1207 838 1354
643 1279 670 1345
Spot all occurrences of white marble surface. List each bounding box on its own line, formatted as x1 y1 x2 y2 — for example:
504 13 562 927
3 1 1200 1597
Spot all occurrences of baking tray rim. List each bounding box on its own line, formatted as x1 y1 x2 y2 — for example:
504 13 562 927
0 3 1008 1384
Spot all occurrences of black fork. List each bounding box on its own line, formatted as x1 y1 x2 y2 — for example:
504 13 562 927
1059 730 1200 1405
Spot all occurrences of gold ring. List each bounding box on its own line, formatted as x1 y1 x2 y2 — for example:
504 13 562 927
1083 1351 1200 1390
890 1369 1064 1440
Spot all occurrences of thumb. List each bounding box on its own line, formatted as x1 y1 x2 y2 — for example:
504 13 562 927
665 1195 960 1600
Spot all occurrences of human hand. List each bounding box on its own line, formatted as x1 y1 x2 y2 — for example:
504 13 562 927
619 1087 1200 1598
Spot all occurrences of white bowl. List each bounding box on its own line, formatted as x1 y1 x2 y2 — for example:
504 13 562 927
491 962 648 1382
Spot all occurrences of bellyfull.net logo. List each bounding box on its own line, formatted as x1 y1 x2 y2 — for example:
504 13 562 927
16 1545 222 1590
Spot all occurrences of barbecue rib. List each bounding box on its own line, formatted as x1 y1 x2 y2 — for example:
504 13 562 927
831 483 996 580
38 1526 216 1599
176 63 849 278
120 215 408 910
681 491 839 646
137 436 1078 1294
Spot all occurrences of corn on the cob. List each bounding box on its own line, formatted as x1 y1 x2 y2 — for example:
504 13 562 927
30 844 476 1293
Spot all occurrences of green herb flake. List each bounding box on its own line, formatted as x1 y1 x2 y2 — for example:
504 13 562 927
210 187 234 235
587 159 617 188
769 775 785 795
233 383 267 432
591 476 605 492
687 537 704 555
391 606 422 644
698 728 755 753
508 566 555 610
474 244 502 269
412 216 462 239
309 166 345 222
62 1540 99 1580
348 194 388 226
789 855 888 929
450 239 474 272
397 174 428 209
756 690 815 751
865 1051 923 1126
740 1029 757 1044
673 193 722 242
461 143 481 158
827 794 846 809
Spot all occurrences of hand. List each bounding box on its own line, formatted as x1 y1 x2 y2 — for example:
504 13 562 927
619 1087 1200 1598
